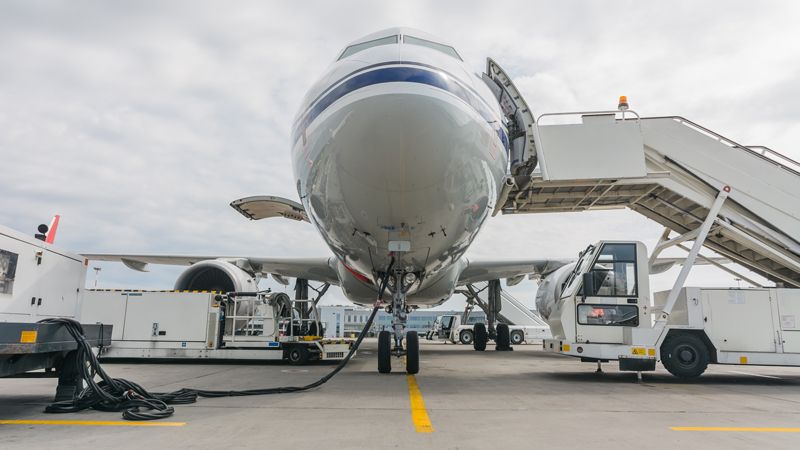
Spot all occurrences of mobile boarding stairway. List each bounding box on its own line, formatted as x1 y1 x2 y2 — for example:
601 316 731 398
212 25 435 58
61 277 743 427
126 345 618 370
484 59 800 288
483 66 799 289
504 114 800 287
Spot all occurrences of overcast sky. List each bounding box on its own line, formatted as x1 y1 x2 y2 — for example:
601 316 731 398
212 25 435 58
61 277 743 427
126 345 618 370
1 1 798 308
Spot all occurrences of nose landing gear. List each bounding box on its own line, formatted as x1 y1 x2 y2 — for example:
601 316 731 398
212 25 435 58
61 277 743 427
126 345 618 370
377 271 419 374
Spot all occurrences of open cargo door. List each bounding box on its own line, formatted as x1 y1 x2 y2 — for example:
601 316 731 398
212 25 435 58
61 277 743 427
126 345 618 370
482 58 538 177
230 196 309 222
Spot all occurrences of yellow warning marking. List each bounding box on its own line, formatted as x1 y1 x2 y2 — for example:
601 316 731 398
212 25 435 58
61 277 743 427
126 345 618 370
562 344 570 352
406 375 434 433
0 419 185 427
672 427 800 433
631 347 646 356
740 356 748 364
19 331 38 343
648 348 656 357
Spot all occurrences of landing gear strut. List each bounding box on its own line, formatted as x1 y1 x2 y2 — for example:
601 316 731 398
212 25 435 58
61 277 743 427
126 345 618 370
377 271 419 374
459 280 514 352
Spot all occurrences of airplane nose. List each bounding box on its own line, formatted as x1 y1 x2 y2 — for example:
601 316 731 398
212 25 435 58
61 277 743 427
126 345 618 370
330 91 498 213
302 87 505 273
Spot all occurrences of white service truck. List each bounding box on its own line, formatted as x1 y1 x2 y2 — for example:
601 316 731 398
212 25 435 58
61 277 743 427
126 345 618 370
81 289 351 364
426 314 548 346
539 240 800 377
1 223 110 400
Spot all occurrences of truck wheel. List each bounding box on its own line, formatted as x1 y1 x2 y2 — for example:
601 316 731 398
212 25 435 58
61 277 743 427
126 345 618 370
406 331 419 374
287 346 310 365
510 330 525 345
459 330 474 345
661 334 710 378
496 323 511 351
473 323 487 351
378 330 392 374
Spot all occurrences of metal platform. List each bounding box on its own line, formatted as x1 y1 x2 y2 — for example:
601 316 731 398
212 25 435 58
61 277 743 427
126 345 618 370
499 113 800 287
0 322 111 377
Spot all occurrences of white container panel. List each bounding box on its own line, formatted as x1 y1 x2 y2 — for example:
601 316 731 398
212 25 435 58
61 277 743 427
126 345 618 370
701 289 776 353
121 292 212 342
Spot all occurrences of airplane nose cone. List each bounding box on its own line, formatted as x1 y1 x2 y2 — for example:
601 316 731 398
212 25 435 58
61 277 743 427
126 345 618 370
301 88 506 273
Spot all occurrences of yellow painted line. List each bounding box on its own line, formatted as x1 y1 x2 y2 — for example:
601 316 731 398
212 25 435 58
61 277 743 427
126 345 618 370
672 427 800 433
406 375 434 433
0 419 186 427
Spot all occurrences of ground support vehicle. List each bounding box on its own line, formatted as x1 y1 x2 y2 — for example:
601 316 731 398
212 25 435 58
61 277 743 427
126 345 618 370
81 290 351 364
540 189 800 377
1 224 111 400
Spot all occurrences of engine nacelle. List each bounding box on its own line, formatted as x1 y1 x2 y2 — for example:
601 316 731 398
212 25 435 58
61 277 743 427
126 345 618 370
535 263 576 320
174 260 257 292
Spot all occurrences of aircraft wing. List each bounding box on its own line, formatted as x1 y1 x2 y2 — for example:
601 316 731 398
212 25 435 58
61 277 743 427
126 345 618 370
457 258 572 285
81 253 340 284
456 255 731 285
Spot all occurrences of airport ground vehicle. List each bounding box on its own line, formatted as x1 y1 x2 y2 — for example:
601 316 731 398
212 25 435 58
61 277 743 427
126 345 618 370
540 239 800 377
426 314 548 346
1 223 110 399
81 289 351 364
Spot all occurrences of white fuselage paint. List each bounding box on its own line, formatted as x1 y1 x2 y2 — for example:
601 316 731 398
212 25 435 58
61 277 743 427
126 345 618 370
291 28 508 306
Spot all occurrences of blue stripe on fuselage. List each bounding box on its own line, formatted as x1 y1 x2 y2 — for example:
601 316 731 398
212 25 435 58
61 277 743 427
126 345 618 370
292 65 507 147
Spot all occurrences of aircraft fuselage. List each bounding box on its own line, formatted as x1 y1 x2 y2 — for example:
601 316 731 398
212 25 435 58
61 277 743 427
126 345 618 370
291 28 508 305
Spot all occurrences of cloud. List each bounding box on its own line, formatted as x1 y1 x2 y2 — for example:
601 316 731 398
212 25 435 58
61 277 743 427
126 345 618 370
0 0 795 306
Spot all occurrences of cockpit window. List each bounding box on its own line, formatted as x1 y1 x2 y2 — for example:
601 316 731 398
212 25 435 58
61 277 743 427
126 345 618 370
403 35 462 60
338 35 399 60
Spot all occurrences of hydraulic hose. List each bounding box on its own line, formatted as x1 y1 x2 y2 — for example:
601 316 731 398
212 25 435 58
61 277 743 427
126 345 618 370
41 258 395 421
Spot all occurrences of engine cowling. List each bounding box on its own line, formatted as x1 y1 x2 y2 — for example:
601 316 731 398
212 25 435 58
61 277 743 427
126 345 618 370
534 263 576 320
174 260 257 292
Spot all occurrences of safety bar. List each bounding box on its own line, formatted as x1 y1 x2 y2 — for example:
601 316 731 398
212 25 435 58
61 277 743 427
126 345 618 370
536 110 641 125
645 116 800 176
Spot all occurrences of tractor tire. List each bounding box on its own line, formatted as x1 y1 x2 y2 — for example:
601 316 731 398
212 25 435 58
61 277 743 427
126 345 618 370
459 329 474 345
287 345 310 365
661 334 710 378
510 330 525 345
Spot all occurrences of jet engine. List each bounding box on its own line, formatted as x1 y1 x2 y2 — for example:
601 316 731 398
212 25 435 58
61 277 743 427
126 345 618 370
173 260 257 292
534 263 576 320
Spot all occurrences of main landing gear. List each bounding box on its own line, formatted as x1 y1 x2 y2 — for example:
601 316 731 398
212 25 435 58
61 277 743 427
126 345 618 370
462 280 512 352
377 271 419 374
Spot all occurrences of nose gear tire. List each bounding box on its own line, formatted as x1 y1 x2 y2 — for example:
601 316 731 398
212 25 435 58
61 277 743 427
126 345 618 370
378 330 392 373
406 331 419 374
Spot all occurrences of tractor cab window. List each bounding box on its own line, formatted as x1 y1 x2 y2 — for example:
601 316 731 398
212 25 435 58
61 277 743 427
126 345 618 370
338 35 399 60
577 304 639 326
585 243 638 297
441 316 454 331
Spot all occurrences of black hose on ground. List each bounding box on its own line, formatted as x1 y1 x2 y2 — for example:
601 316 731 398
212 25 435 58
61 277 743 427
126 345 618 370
41 259 395 421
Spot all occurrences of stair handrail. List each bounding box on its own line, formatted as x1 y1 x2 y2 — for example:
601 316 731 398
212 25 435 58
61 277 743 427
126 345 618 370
644 116 800 176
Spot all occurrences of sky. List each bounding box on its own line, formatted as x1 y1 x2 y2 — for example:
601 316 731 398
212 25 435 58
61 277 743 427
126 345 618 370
1 1 798 309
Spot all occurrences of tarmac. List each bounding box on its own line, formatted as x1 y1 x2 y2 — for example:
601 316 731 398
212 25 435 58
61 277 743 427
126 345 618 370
2 339 800 449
